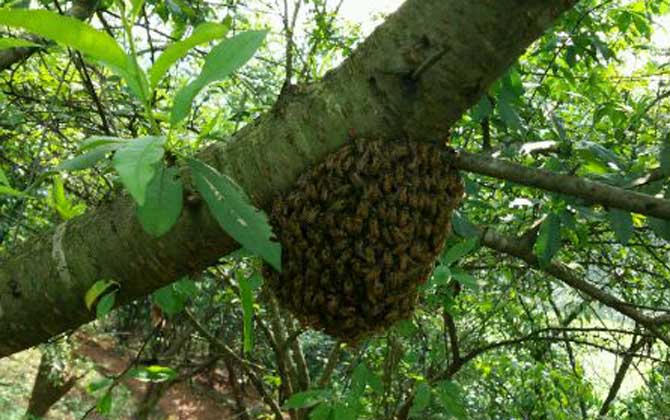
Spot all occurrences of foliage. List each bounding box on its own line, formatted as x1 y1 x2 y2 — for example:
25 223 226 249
1 0 670 419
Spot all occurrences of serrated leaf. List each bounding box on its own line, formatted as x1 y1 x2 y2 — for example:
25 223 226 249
112 136 165 205
441 237 479 266
188 158 281 270
284 390 329 409
534 214 562 267
0 37 38 50
0 10 128 72
137 164 183 237
171 30 268 125
608 209 634 245
96 291 116 318
149 20 231 88
85 280 120 310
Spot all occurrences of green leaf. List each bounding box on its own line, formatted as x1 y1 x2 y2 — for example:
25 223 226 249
153 285 185 315
451 269 479 291
86 378 113 394
79 136 129 152
435 380 466 419
608 209 634 245
0 10 128 72
534 214 562 267
85 280 120 310
284 390 329 409
112 136 166 205
0 37 38 50
96 291 116 318
137 164 183 237
498 96 522 131
660 137 670 177
58 146 115 171
238 271 256 353
331 402 357 420
96 392 112 415
171 30 268 125
0 166 8 186
149 20 231 88
471 96 492 121
649 217 670 241
451 211 479 238
0 185 27 197
129 365 177 383
309 403 333 420
188 158 281 270
409 382 431 416
48 175 86 220
431 265 451 287
441 237 479 266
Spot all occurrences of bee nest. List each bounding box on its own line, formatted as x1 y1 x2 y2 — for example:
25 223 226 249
263 138 464 343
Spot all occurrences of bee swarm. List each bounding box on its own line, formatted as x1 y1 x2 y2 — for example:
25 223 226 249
263 138 464 343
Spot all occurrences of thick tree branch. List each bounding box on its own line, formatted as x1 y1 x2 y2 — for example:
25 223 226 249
0 0 576 357
451 151 670 220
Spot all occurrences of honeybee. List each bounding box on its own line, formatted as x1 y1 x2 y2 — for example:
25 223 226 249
382 174 393 193
356 202 370 219
397 187 408 204
368 218 380 239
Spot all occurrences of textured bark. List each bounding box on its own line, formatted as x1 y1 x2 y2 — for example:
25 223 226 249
25 349 77 419
0 0 101 71
452 151 670 220
0 0 576 358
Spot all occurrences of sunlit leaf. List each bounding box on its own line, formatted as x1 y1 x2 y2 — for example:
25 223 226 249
0 9 128 71
0 37 38 50
112 136 166 206
171 30 268 125
84 280 120 310
149 20 231 88
188 158 281 270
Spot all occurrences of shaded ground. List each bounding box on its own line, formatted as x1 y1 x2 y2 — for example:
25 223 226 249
0 333 264 419
74 334 239 420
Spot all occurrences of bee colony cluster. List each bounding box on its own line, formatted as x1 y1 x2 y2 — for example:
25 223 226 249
263 138 464 343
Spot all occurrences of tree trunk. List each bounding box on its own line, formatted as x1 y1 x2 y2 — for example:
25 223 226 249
24 347 77 419
0 0 576 358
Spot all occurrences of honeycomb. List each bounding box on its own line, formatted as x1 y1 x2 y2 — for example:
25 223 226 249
263 138 463 343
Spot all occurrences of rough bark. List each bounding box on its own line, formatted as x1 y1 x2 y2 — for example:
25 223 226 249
0 0 576 358
24 348 77 419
